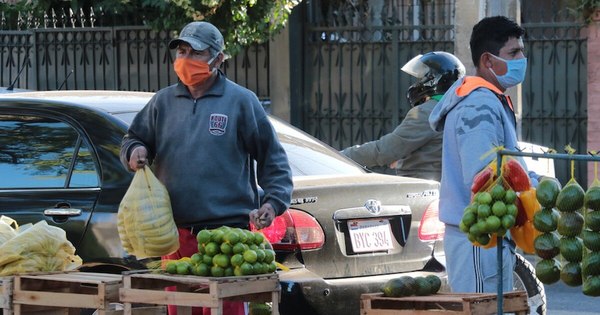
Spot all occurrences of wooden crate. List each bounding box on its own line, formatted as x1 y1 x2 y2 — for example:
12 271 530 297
1 277 13 315
11 271 123 315
119 271 280 315
360 290 529 315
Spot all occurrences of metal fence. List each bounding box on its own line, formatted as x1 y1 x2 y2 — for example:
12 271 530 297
0 11 269 98
299 0 455 150
521 0 587 184
296 0 587 185
0 1 588 184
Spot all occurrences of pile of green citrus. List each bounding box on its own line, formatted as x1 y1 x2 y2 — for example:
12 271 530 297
163 226 277 277
459 181 518 246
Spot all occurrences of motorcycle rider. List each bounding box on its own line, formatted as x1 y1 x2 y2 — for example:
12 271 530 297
341 51 466 181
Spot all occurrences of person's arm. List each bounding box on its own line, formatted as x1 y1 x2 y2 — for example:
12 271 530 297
251 116 293 216
341 105 438 167
119 96 158 171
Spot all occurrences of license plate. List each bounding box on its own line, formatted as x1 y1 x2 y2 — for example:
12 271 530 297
347 219 394 253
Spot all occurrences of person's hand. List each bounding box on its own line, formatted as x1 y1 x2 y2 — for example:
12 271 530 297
128 146 148 171
249 203 276 230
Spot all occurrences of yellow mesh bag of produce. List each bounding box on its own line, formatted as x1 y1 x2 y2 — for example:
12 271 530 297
118 165 179 258
0 215 18 245
0 220 82 276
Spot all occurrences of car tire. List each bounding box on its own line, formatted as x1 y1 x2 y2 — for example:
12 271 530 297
514 253 546 315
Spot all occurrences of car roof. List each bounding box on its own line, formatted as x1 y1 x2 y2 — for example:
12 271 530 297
0 90 153 114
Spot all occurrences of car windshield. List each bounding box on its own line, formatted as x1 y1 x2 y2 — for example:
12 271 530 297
115 110 364 177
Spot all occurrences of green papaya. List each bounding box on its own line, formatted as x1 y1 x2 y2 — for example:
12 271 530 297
533 232 560 259
532 208 559 233
560 261 583 287
535 258 561 284
559 236 583 263
557 211 584 237
536 179 560 208
583 275 600 297
556 183 585 212
582 229 600 251
585 210 600 232
585 186 600 211
582 251 600 277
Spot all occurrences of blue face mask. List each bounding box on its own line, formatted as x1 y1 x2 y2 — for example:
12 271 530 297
488 54 527 89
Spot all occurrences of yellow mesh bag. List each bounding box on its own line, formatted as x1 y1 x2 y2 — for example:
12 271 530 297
118 165 179 258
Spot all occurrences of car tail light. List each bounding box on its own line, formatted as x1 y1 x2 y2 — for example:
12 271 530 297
418 199 445 241
251 209 325 251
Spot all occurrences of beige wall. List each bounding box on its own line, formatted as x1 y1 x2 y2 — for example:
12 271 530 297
269 29 291 122
587 12 600 186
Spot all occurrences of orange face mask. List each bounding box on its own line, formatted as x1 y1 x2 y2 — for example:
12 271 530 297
173 58 213 86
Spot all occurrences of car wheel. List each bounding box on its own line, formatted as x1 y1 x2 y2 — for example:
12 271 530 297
513 253 546 315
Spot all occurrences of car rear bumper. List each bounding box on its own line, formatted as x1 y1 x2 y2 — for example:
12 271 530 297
277 266 448 315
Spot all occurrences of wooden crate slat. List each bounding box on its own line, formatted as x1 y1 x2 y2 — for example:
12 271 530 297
0 277 12 310
215 278 279 298
120 288 218 308
11 271 123 314
120 271 280 315
360 291 529 315
13 291 103 308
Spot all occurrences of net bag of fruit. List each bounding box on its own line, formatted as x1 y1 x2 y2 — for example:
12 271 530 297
461 149 538 251
0 215 18 245
118 165 179 258
502 155 540 254
0 220 82 276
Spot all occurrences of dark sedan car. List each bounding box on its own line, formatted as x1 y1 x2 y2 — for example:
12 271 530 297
0 91 543 314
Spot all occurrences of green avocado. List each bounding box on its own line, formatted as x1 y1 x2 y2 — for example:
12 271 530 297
582 251 600 277
585 210 600 232
582 229 600 251
535 258 561 284
557 211 584 237
560 261 583 287
556 183 585 212
382 276 417 297
533 208 559 233
585 186 600 211
559 236 583 262
426 275 442 294
537 179 560 208
533 232 560 259
583 275 600 297
414 277 433 296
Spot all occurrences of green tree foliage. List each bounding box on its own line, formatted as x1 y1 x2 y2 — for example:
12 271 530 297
1 0 300 55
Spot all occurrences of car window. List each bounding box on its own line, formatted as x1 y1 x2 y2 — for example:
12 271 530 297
270 118 364 176
0 114 99 189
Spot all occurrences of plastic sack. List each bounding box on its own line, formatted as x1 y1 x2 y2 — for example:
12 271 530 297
118 165 179 258
0 220 82 276
0 215 18 245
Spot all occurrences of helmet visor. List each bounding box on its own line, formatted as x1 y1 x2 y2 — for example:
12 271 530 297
401 54 429 78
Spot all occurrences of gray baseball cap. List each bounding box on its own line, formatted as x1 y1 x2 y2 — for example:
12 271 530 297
168 21 224 52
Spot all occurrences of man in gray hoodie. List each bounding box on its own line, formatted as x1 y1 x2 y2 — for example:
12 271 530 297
120 21 293 314
429 16 531 294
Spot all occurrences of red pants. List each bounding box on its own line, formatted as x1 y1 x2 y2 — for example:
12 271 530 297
162 228 246 315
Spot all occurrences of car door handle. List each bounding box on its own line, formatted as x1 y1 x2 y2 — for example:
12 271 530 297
44 209 82 216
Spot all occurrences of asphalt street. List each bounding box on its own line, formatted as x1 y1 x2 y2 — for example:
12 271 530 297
523 254 600 314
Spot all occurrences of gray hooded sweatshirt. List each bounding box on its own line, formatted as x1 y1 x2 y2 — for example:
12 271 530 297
120 71 293 228
428 76 524 226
